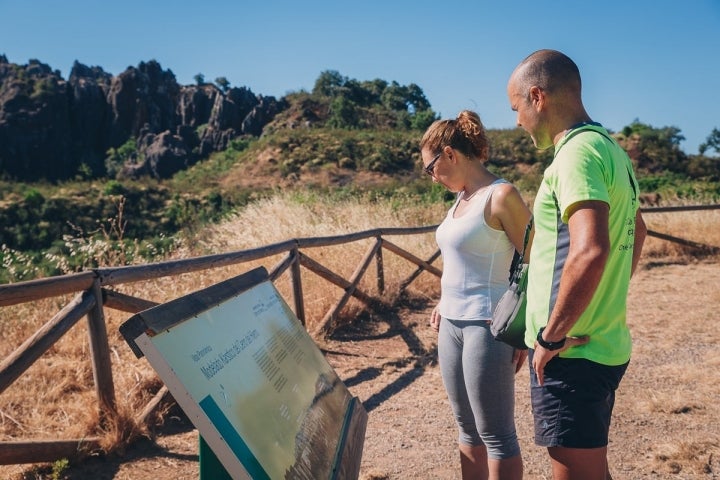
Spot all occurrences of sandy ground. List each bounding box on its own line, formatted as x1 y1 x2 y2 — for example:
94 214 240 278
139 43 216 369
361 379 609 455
4 260 720 479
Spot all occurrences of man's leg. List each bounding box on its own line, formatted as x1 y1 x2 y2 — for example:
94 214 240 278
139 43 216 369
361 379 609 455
548 445 608 480
528 352 628 480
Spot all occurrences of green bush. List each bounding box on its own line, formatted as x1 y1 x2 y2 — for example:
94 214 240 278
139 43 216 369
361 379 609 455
104 180 126 195
327 96 359 129
105 138 138 178
23 188 45 207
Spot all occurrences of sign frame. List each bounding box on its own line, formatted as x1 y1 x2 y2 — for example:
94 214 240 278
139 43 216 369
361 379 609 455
120 266 367 479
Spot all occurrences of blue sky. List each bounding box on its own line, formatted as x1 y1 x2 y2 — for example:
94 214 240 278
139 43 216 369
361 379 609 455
1 0 718 154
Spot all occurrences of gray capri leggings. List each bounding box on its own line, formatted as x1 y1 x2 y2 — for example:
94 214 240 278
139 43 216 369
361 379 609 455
438 317 521 459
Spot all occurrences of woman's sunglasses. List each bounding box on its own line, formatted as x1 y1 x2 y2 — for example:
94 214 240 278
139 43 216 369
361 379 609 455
424 152 442 176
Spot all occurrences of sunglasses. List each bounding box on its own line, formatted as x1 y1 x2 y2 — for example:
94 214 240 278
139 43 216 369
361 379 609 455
424 152 442 176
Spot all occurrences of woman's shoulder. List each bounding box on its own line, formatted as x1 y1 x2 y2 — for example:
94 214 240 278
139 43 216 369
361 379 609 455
490 180 521 200
488 181 530 221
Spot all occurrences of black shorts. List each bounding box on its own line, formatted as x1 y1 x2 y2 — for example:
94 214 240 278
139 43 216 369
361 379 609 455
528 350 629 448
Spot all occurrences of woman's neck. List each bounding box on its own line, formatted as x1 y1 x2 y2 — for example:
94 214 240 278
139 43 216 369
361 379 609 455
461 168 498 199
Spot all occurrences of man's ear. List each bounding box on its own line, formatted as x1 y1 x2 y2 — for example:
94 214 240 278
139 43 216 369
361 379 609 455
529 85 544 111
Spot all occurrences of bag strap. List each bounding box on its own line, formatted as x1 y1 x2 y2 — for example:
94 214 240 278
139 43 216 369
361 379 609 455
520 215 533 259
508 216 533 283
557 127 639 203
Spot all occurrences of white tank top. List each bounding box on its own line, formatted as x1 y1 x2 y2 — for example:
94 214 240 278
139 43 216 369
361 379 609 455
435 180 515 321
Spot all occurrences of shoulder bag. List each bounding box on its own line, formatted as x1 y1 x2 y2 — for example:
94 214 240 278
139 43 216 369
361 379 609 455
490 216 533 350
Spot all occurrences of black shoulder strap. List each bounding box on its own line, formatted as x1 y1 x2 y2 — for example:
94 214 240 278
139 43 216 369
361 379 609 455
508 216 533 283
559 127 638 203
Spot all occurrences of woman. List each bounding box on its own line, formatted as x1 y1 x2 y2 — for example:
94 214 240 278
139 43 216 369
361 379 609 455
420 110 531 480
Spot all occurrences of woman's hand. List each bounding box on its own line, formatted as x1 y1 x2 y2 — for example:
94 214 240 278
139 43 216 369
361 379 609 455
429 306 441 332
513 348 528 374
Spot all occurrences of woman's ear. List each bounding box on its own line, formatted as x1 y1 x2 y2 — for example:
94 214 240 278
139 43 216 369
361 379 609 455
443 145 455 163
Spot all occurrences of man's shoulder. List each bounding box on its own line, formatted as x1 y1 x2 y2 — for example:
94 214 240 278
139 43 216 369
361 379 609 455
554 124 613 153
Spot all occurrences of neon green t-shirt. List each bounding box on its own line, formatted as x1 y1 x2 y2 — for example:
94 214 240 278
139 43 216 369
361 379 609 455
524 123 640 365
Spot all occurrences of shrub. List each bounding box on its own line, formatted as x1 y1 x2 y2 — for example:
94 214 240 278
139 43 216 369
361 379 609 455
104 180 126 195
23 188 45 207
105 138 138 178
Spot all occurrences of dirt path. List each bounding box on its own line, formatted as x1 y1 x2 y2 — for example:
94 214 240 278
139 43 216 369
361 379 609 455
5 261 720 479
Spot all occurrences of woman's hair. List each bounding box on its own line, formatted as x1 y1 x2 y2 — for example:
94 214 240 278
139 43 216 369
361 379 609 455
419 110 489 161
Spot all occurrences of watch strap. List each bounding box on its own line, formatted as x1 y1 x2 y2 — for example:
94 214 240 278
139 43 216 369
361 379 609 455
536 327 566 351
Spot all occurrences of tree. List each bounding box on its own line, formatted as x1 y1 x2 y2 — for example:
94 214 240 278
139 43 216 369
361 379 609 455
327 96 358 129
621 120 685 147
359 79 388 104
380 82 408 111
215 77 230 92
405 83 431 112
618 120 686 173
410 109 437 131
309 70 436 130
312 70 346 97
193 73 205 85
379 81 432 114
699 127 720 156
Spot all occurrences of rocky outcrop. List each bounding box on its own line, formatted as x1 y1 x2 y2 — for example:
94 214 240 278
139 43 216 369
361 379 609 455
0 56 287 181
0 58 74 180
121 130 191 179
68 61 113 175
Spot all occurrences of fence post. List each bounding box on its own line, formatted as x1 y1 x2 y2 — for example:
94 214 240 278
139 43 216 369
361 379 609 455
291 247 306 326
375 236 384 295
87 278 117 420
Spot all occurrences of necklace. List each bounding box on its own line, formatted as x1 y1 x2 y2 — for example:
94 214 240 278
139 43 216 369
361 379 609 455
462 185 486 201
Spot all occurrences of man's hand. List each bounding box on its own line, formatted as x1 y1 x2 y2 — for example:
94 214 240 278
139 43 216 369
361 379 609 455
532 335 589 385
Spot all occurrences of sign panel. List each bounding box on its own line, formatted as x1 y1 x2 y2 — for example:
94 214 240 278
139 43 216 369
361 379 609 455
120 267 366 479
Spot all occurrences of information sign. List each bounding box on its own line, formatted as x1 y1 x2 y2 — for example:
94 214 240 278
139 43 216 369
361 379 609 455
120 267 367 479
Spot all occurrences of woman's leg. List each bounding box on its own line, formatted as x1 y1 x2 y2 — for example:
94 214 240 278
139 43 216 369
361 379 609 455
459 443 489 479
463 322 523 480
439 319 488 479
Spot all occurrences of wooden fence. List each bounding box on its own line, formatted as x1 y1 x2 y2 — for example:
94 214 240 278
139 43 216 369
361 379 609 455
1 203 718 466
641 204 720 253
0 225 441 465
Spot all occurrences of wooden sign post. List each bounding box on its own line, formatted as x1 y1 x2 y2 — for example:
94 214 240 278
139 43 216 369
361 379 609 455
120 267 367 479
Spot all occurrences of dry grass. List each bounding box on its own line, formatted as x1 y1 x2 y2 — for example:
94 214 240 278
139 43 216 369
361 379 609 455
619 260 720 477
1 193 718 479
640 197 720 261
186 192 449 323
0 192 446 456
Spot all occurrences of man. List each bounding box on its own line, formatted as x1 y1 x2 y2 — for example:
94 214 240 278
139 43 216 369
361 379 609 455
506 49 647 480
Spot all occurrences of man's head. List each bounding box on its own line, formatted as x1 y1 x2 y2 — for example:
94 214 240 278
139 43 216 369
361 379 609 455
507 49 585 150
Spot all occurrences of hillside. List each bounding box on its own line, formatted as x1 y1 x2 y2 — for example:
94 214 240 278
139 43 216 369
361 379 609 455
1 55 716 188
1 58 719 284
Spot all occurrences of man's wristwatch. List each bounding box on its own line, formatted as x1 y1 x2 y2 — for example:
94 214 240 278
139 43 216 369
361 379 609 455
536 327 566 351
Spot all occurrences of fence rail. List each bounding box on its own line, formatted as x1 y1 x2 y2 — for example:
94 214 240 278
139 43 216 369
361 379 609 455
0 225 440 465
641 203 720 254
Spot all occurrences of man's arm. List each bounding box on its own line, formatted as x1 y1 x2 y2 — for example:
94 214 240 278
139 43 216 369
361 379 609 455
531 200 608 384
631 209 647 276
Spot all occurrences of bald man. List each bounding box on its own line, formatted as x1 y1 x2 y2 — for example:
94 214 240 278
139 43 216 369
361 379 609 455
507 49 647 480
